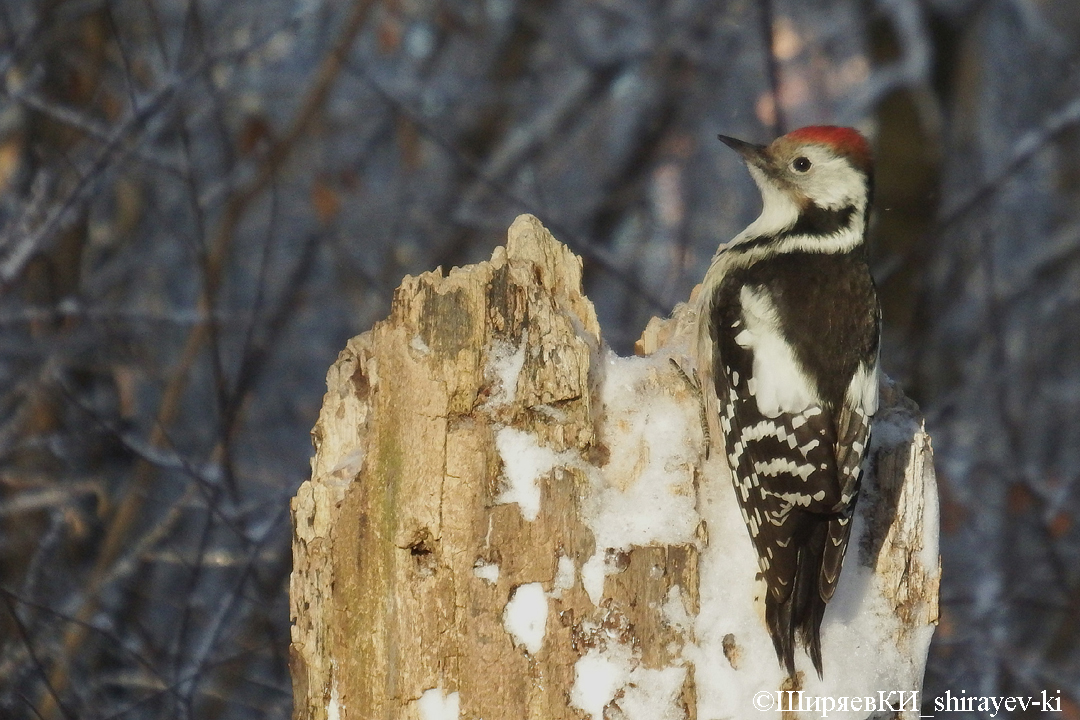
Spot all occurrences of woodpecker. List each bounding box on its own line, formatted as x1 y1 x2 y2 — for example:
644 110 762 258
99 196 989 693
696 126 880 678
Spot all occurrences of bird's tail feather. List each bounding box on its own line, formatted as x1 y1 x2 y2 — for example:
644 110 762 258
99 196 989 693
765 587 796 676
766 521 830 679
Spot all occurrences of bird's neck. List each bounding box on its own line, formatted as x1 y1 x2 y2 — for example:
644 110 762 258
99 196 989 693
732 192 868 257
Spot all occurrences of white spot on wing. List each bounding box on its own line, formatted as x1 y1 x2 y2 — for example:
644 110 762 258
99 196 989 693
753 457 816 481
735 285 820 417
846 359 880 415
774 491 815 507
739 419 784 443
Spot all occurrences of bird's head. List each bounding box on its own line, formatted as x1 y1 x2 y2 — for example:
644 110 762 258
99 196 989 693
718 126 873 238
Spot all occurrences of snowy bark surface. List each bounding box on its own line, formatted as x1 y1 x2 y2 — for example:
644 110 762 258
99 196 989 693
290 214 939 720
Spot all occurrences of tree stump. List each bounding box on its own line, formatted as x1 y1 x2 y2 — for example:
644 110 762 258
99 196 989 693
290 214 939 720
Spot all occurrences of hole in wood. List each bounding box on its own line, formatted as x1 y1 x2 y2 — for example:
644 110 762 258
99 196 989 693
405 530 436 577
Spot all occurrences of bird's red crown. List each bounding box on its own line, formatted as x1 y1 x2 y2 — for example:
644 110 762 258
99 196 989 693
784 126 872 173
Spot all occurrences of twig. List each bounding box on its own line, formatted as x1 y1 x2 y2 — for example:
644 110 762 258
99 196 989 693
10 90 185 175
0 79 181 287
0 589 75 720
457 67 595 209
759 0 785 136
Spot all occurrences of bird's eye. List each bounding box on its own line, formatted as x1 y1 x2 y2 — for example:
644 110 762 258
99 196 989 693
792 156 812 172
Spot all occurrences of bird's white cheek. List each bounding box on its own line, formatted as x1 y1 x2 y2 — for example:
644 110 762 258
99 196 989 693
803 169 866 210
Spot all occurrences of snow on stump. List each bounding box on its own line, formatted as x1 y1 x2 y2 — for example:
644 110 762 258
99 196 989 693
289 214 940 720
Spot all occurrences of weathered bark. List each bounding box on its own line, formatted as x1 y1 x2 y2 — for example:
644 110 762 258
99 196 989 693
290 214 940 720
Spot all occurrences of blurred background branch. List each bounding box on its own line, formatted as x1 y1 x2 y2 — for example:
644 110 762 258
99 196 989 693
1 0 1079 718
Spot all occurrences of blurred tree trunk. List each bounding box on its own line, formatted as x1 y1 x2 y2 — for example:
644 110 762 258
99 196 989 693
290 215 940 720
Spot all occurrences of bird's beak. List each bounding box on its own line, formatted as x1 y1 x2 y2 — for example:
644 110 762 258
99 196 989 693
717 134 769 169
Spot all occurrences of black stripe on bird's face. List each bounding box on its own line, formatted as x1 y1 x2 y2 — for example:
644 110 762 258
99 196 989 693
779 204 856 240
731 203 858 254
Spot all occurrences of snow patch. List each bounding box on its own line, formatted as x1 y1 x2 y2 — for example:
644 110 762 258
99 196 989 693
580 551 607 606
417 687 460 720
570 644 633 720
619 666 687 720
571 642 687 720
549 553 575 598
472 560 499 584
503 582 548 654
580 350 702 605
327 680 341 720
690 453 788 716
868 408 921 450
661 585 691 635
410 334 431 356
486 337 527 406
494 427 573 522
